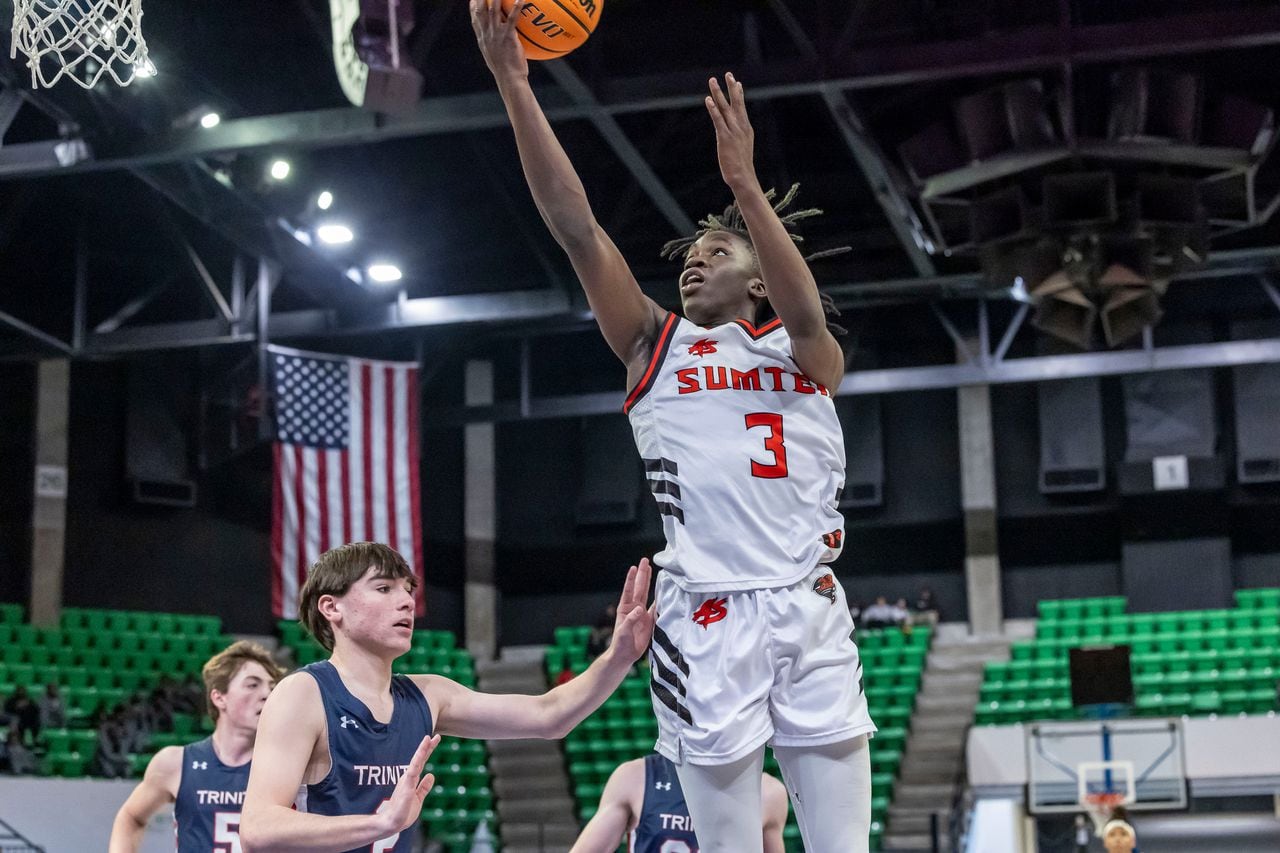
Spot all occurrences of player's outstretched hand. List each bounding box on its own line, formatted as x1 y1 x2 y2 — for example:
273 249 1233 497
471 0 528 83
375 733 440 837
608 558 656 663
705 72 758 192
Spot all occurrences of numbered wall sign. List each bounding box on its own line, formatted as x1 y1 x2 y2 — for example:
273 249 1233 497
1152 455 1189 491
35 465 68 498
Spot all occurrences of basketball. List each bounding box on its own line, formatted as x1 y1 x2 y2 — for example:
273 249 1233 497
501 0 601 61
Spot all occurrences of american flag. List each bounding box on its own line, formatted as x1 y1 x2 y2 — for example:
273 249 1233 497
269 346 424 619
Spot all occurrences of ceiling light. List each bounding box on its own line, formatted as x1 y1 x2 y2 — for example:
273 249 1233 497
316 223 354 245
317 190 334 210
199 112 221 129
134 58 157 78
367 263 402 284
269 159 291 181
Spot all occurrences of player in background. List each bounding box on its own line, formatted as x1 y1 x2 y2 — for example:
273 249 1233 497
572 752 788 853
240 542 653 853
109 641 284 853
473 1 874 850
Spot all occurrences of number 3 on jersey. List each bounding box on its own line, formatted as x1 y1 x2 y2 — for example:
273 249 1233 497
745 413 788 478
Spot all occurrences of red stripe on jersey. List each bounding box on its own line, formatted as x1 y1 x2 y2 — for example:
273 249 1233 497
623 313 679 414
734 317 783 339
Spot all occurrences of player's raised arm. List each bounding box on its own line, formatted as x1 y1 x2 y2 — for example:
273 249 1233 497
239 673 437 853
470 0 664 367
424 559 653 740
570 759 644 853
705 72 845 391
107 745 181 853
761 773 790 853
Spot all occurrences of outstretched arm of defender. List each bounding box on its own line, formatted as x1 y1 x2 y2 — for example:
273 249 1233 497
240 673 438 853
107 746 181 853
470 0 663 365
570 759 643 853
424 559 654 740
705 73 844 391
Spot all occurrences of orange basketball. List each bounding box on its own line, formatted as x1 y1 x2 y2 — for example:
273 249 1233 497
501 0 602 61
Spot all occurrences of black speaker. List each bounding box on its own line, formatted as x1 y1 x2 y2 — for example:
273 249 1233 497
127 361 197 507
1044 172 1117 227
1069 645 1134 707
575 416 640 527
1039 378 1106 493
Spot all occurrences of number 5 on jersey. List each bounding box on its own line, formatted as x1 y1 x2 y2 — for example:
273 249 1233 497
745 413 788 478
213 813 241 853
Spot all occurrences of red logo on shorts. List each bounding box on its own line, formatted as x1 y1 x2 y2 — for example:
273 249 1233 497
687 338 718 357
812 573 838 604
821 529 844 549
691 597 728 628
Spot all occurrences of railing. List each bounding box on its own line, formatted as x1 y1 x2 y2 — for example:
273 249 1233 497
0 818 44 853
945 722 975 853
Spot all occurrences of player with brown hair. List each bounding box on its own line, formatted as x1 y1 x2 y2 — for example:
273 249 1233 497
240 542 653 853
109 640 284 853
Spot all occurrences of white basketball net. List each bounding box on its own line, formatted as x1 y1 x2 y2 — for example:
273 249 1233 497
10 0 152 89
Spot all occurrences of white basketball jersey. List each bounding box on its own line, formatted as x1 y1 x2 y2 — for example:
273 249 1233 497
625 313 846 592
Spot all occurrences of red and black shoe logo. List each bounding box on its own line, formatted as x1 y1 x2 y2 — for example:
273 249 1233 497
691 597 728 628
812 573 838 605
687 338 718 357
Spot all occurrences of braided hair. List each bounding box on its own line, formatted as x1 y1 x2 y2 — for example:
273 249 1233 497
659 184 849 337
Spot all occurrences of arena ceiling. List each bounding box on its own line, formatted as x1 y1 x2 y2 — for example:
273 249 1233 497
2 0 1280 362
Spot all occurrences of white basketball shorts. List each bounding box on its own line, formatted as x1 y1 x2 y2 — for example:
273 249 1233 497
648 566 877 765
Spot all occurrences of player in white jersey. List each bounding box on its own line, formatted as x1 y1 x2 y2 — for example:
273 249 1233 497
474 3 873 850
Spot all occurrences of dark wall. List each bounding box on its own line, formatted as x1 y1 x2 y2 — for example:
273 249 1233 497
62 360 277 632
6 345 1279 647
0 362 34 607
58 360 465 636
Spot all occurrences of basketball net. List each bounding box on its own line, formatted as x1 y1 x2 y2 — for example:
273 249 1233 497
1083 791 1127 837
10 0 152 89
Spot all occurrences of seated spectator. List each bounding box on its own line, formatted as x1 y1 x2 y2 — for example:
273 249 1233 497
3 686 41 743
587 603 617 659
914 586 941 626
848 599 863 628
37 683 66 730
92 708 132 779
2 728 37 775
862 596 897 630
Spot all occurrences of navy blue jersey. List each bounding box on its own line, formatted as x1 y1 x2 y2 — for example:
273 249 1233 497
631 754 700 853
300 660 434 853
174 736 251 853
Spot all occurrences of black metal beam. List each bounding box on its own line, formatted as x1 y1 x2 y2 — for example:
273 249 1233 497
543 62 695 235
1 8 1278 181
57 245 1280 358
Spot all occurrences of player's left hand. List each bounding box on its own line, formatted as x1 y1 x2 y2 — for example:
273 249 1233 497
607 558 655 663
705 73 758 192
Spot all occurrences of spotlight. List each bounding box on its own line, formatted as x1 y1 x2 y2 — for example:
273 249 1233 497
367 263 402 284
199 112 221 129
269 159 292 181
317 190 334 211
316 223 354 245
134 58 157 78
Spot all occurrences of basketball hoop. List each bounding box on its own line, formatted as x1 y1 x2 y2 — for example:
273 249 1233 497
1083 791 1127 837
10 0 152 89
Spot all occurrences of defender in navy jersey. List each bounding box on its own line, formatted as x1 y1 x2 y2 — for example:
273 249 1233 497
241 542 654 852
476 2 875 846
109 641 282 853
571 753 788 853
